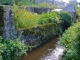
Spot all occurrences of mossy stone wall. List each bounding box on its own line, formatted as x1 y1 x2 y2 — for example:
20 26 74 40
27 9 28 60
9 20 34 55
0 6 4 36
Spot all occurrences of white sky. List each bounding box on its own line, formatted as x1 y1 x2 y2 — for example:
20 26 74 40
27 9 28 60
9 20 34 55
77 0 80 2
62 0 69 3
62 0 80 3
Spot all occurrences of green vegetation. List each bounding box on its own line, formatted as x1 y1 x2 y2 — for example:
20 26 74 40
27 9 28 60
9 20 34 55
13 4 38 29
75 5 80 21
22 23 61 43
38 12 59 24
36 2 52 8
60 22 80 60
37 2 58 8
59 12 72 31
0 0 58 9
13 5 72 43
0 36 28 60
13 4 65 43
0 0 35 5
13 4 60 30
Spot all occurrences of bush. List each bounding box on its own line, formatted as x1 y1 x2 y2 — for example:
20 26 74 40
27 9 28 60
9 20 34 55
0 36 6 60
13 5 60 30
0 36 28 60
37 12 59 24
0 0 13 5
0 0 24 5
13 4 38 29
37 2 53 8
59 12 72 31
60 22 80 60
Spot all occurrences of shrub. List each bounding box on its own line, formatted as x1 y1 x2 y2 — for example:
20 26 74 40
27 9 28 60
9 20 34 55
0 36 28 60
0 0 13 5
37 2 53 8
37 2 58 9
37 12 59 24
0 0 24 5
60 22 80 60
13 4 38 29
0 36 6 60
13 5 60 30
59 12 72 31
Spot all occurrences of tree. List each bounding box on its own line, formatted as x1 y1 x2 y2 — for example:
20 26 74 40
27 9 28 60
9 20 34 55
75 5 80 21
59 12 72 31
0 0 21 5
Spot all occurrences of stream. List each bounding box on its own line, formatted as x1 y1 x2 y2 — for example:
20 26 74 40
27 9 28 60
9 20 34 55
21 37 64 60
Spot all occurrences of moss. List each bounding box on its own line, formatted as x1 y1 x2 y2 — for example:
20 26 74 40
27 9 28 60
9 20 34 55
20 23 60 43
22 28 36 36
22 29 30 36
0 6 4 26
0 6 4 36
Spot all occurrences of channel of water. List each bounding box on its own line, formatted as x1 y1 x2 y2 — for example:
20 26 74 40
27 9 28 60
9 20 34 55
21 37 64 60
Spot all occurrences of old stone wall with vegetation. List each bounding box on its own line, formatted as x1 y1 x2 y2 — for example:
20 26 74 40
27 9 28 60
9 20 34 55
0 5 58 44
0 5 72 46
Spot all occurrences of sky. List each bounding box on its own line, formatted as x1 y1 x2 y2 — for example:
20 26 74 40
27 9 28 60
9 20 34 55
62 0 69 3
77 0 80 2
62 0 80 3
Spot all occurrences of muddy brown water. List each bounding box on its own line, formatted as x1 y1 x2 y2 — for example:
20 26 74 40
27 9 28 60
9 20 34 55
21 38 58 60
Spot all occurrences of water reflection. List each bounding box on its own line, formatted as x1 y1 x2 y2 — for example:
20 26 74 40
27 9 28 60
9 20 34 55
39 41 64 60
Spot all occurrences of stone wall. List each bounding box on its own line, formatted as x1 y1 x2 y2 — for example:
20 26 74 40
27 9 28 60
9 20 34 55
34 7 52 14
0 5 42 47
24 6 52 14
0 5 17 40
0 5 57 48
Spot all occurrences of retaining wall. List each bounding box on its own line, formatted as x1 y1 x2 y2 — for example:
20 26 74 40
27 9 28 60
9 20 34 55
0 5 58 48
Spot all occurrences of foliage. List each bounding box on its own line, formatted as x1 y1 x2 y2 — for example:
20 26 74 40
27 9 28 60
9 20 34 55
37 2 58 8
22 22 61 43
40 23 60 42
0 36 28 60
13 4 60 30
0 0 21 5
60 22 80 60
0 0 35 5
37 2 53 8
0 36 6 60
59 12 72 31
37 12 59 24
21 0 35 5
0 0 13 5
13 4 38 29
75 5 80 21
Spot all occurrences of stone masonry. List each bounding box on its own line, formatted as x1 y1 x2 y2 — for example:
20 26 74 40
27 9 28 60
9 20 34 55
3 5 17 40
